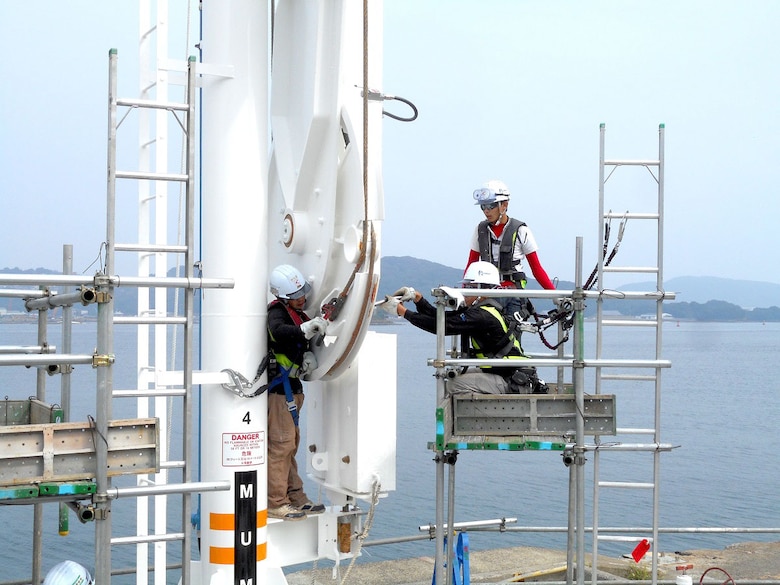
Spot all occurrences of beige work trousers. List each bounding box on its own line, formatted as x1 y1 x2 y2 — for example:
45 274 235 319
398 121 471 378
445 371 509 395
267 392 307 508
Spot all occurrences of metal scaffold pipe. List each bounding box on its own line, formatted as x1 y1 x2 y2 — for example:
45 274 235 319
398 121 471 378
0 289 47 299
573 236 587 585
106 481 231 499
0 345 56 354
0 353 96 367
0 273 233 289
24 287 97 311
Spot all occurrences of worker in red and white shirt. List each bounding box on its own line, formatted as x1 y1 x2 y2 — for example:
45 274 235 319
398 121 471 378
466 179 556 321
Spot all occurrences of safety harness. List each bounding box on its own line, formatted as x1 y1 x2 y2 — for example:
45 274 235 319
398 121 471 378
461 301 527 377
477 217 527 284
265 300 311 426
473 303 523 359
220 300 309 426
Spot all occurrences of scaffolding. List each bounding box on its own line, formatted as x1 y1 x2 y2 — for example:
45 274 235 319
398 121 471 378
590 123 671 583
0 43 232 585
2 4 778 578
100 42 237 585
427 125 674 585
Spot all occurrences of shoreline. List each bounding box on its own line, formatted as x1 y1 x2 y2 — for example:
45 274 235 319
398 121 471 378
285 541 780 584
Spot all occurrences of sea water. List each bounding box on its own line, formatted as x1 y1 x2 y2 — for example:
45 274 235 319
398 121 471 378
1 321 779 581
357 320 780 563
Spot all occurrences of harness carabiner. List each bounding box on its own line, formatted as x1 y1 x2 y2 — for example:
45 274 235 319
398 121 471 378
221 368 254 398
219 352 275 398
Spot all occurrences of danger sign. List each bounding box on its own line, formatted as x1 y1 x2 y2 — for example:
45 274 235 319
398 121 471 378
222 431 265 467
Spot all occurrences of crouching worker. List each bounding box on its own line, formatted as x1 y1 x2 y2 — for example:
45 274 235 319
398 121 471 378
267 264 329 520
385 261 548 395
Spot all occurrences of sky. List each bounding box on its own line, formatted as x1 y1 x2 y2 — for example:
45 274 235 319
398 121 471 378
1 1 779 286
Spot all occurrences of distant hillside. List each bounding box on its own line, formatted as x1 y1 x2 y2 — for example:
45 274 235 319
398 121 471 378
377 256 461 299
377 256 575 297
375 257 780 321
4 262 779 320
378 257 780 310
377 257 570 315
621 276 780 309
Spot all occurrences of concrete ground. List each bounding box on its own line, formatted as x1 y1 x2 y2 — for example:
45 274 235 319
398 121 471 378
285 541 780 585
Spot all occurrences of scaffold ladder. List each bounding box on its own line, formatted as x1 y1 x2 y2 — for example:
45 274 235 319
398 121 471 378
106 35 197 585
590 123 670 585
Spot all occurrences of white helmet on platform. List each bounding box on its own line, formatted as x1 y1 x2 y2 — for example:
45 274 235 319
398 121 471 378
462 261 501 288
270 264 312 300
43 561 94 585
473 179 510 205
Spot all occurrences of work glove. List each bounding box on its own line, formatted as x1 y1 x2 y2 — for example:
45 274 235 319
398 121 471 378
300 316 328 340
300 351 318 375
392 287 416 302
382 295 401 314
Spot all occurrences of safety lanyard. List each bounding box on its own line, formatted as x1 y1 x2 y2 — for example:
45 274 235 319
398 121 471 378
268 366 299 427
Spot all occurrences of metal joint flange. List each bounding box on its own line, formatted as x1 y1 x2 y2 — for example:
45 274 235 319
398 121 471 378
92 507 109 521
92 353 116 368
93 290 113 303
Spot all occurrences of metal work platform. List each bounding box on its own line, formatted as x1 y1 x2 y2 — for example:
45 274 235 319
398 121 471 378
436 392 616 452
1 397 64 425
0 417 159 494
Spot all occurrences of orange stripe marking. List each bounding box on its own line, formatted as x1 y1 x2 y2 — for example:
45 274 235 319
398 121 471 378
210 513 234 531
209 543 267 564
209 511 266 530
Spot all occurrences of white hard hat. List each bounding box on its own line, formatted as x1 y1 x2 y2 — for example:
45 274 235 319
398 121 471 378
473 179 510 205
462 261 501 288
270 264 312 300
43 561 94 585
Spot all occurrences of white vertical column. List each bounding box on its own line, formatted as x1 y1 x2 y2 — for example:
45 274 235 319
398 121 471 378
199 2 270 584
136 6 153 581
152 6 171 585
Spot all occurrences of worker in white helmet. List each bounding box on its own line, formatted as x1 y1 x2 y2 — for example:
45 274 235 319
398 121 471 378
43 561 94 585
467 179 556 321
266 264 329 520
385 262 547 395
